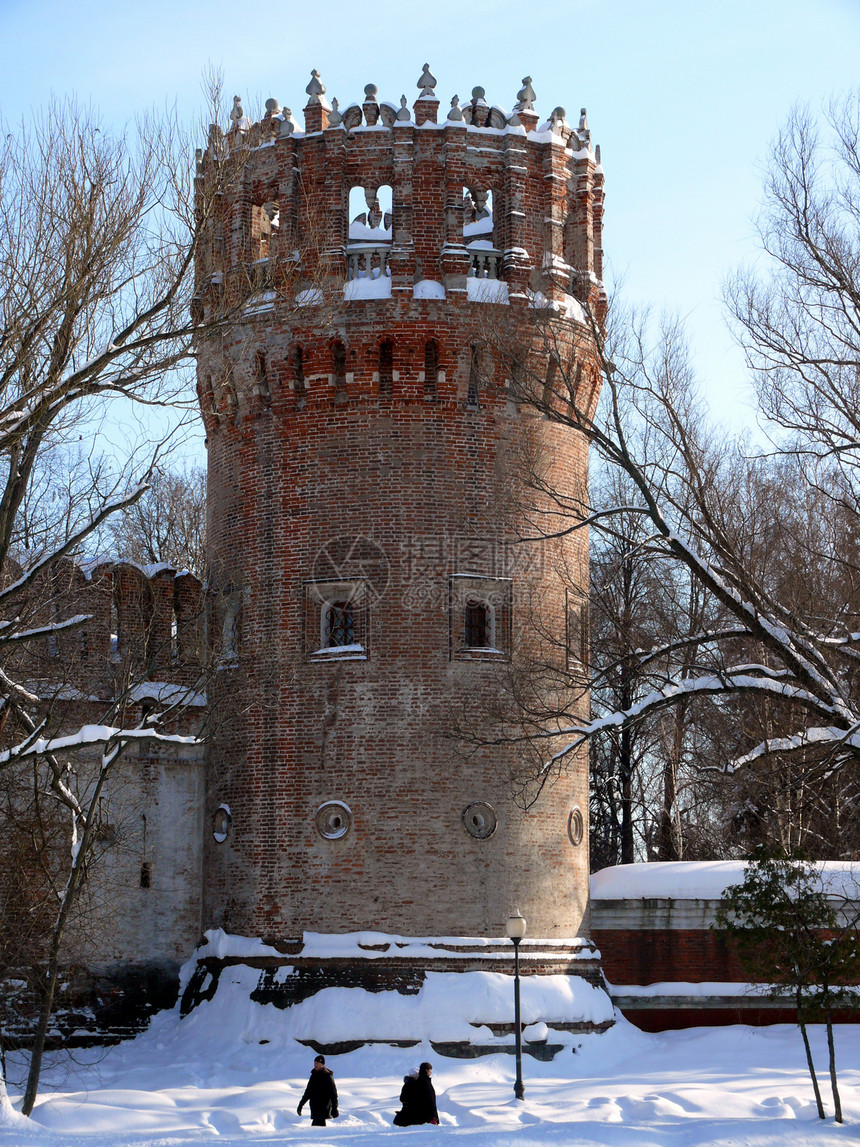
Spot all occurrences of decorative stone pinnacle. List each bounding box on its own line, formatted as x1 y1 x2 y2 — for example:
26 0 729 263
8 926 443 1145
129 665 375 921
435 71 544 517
595 143 602 164
328 97 343 127
417 64 437 97
551 106 567 128
230 95 244 124
279 111 295 138
264 98 281 118
396 95 411 121
364 83 378 101
579 108 588 130
471 85 487 104
516 77 536 111
306 69 326 103
447 95 464 121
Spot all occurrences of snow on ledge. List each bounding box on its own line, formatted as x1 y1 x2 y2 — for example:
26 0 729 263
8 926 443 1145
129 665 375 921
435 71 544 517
127 681 206 707
299 931 594 960
178 956 613 1040
590 860 860 902
413 279 446 300
466 278 509 304
606 980 775 999
344 275 392 301
295 287 323 307
179 929 284 991
530 289 586 324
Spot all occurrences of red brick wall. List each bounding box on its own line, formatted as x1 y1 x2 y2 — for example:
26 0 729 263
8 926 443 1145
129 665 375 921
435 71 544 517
593 928 746 985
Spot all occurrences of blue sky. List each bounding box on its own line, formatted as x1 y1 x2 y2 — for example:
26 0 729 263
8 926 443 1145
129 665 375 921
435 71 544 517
2 0 858 435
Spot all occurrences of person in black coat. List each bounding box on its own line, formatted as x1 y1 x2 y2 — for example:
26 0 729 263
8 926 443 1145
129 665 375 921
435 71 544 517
297 1055 339 1126
393 1061 438 1126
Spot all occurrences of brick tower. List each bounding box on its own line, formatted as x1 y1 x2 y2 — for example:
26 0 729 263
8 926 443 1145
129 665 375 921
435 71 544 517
192 69 606 1007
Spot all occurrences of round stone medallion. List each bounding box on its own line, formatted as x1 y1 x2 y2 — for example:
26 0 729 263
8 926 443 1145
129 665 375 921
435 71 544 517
315 800 352 840
462 801 497 840
568 805 584 846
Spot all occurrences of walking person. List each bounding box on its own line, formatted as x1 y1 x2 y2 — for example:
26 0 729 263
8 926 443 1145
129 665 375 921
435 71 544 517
297 1054 339 1127
393 1061 438 1126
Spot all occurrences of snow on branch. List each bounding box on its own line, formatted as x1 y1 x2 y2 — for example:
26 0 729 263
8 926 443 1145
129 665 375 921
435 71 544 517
0 722 199 766
0 613 91 645
0 482 149 607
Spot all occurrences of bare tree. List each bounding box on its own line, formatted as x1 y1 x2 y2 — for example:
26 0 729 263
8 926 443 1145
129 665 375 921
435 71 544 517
470 94 860 834
0 89 258 1114
105 464 206 576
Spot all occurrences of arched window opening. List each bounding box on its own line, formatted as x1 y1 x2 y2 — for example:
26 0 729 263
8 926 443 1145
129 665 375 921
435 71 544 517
424 340 439 400
543 358 558 416
464 599 492 649
254 350 269 400
294 345 306 407
463 187 500 280
110 591 120 663
171 607 179 663
202 374 217 419
251 199 279 263
346 184 392 287
325 600 356 648
467 345 481 409
220 585 240 666
333 341 347 402
378 340 393 398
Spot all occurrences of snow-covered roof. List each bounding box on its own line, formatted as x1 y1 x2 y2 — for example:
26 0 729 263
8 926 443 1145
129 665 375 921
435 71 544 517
590 860 860 901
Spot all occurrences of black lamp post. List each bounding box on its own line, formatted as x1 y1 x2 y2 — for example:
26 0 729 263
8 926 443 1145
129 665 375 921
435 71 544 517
505 910 527 1101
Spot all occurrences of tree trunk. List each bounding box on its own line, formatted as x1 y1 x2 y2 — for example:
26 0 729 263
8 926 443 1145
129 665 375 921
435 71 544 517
620 726 635 864
797 991 825 1120
21 750 115 1116
826 1010 842 1123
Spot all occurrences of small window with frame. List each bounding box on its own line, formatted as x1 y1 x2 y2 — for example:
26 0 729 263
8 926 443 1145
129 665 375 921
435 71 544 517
450 575 511 660
566 587 590 671
305 579 368 661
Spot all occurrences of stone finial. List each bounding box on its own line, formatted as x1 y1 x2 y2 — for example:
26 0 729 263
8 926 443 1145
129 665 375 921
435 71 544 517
327 97 343 127
279 110 296 138
363 83 380 126
230 95 244 126
306 70 326 104
264 97 281 119
417 64 437 97
516 77 536 111
579 108 588 131
469 86 489 128
396 95 411 122
447 95 464 121
595 143 602 165
550 106 567 133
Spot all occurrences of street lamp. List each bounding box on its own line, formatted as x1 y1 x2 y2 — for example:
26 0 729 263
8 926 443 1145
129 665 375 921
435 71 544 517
505 910 527 1101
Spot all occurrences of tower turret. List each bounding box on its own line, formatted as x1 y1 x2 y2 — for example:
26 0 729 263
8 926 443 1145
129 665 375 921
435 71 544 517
193 68 605 973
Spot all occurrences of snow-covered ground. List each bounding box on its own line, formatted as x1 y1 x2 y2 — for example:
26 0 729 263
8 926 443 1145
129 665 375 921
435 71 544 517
3 980 859 1146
